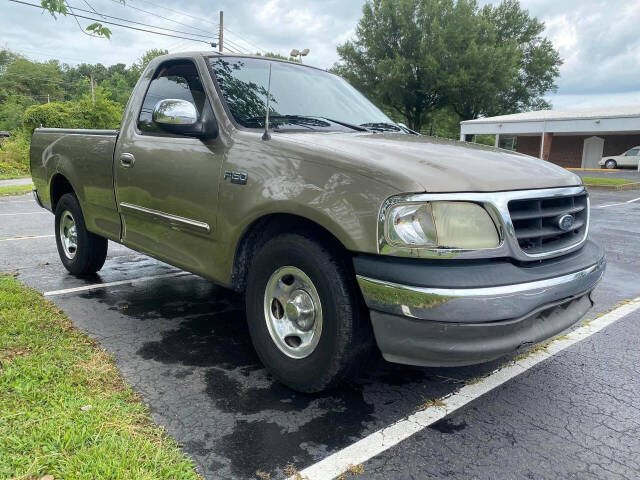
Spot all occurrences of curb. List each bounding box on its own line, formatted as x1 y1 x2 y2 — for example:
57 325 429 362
584 182 640 191
568 168 622 172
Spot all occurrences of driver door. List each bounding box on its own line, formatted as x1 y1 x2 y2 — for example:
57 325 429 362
114 58 222 275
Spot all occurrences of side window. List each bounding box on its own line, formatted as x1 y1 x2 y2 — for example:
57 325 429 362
625 148 639 156
138 60 207 134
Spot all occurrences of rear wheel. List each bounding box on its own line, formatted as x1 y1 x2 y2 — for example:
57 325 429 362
245 233 372 392
55 193 108 275
604 159 617 169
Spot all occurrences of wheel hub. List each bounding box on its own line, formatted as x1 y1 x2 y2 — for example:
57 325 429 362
263 266 323 359
59 210 78 260
285 289 316 331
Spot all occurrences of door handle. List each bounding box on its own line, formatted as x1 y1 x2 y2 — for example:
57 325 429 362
120 153 136 168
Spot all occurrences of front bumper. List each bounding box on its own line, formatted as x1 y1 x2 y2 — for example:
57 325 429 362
355 241 606 367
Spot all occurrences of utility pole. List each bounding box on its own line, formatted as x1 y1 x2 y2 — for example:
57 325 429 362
218 11 224 53
90 74 95 106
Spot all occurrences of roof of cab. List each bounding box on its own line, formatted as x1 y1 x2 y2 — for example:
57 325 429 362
151 51 328 72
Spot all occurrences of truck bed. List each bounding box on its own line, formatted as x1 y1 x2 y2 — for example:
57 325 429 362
30 128 122 241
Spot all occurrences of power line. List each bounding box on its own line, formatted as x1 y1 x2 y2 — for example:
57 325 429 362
129 0 218 28
123 0 267 54
107 0 212 36
8 0 216 45
223 27 266 54
64 3 213 39
222 37 248 54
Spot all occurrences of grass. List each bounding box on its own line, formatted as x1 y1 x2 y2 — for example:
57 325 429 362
582 176 635 186
337 464 365 479
0 184 33 196
0 274 201 480
419 398 446 410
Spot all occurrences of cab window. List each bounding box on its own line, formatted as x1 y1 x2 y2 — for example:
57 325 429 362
625 148 639 156
138 60 207 134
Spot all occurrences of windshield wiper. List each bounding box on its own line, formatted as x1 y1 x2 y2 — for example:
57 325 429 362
310 117 369 132
243 115 369 132
359 122 403 133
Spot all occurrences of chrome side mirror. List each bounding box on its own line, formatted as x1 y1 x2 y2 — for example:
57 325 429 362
152 99 198 126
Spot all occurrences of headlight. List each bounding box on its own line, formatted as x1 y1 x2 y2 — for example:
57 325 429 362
385 201 499 249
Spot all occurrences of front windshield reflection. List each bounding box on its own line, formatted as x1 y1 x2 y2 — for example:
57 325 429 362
209 57 400 132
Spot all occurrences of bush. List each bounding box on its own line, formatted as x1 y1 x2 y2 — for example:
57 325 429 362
22 90 123 136
0 130 30 178
1 90 123 179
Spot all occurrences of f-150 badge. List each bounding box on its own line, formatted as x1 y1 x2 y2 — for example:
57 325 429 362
224 171 248 185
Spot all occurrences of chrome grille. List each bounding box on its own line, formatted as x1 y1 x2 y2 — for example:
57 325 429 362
508 192 589 255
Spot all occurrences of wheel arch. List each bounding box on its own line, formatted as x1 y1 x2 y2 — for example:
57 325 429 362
50 173 76 212
229 213 352 293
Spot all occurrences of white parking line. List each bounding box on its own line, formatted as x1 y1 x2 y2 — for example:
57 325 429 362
0 212 48 216
295 297 640 480
0 234 55 242
593 196 640 209
43 271 192 296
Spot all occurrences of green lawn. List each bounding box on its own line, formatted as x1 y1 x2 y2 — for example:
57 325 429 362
0 184 33 196
582 176 635 186
0 275 201 480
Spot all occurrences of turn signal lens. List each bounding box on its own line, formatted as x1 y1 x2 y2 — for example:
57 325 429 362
387 204 437 246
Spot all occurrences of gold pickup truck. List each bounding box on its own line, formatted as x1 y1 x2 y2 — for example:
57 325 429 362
30 52 605 392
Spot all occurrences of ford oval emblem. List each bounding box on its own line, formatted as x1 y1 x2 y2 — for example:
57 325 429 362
558 214 575 231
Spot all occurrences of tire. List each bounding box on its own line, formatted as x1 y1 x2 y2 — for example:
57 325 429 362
604 159 617 169
55 193 108 275
245 233 372 392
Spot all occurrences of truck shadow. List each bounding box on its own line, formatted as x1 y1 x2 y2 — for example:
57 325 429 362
84 275 504 479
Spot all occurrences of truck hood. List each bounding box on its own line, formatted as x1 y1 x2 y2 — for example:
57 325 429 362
275 132 582 193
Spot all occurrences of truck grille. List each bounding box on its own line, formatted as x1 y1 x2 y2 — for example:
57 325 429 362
508 192 589 255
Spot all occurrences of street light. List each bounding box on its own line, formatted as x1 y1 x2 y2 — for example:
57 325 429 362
290 48 310 63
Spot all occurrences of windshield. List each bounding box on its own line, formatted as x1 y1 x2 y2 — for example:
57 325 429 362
209 56 398 132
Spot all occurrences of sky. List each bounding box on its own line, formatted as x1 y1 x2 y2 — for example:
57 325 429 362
2 0 640 111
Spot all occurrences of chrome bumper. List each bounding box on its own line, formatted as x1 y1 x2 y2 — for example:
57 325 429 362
357 256 606 323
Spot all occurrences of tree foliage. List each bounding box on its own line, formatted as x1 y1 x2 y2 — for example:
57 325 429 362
40 0 125 39
22 89 123 135
334 0 561 131
0 48 166 174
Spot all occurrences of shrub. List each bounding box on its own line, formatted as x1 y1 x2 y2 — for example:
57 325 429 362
22 90 123 136
0 129 30 178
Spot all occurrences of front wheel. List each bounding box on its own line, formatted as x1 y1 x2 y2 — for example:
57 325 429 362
245 233 372 392
55 193 108 275
604 159 617 169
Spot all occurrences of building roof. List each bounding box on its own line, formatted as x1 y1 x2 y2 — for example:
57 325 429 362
459 105 640 138
461 105 640 125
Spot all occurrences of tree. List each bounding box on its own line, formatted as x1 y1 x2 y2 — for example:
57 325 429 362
130 49 169 78
334 0 561 131
334 0 451 132
40 0 125 38
254 52 301 63
479 0 562 116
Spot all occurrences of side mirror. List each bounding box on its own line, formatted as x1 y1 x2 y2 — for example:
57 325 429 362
152 99 218 139
153 99 198 126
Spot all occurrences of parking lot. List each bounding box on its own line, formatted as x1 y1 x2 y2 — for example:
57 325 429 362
1 188 639 480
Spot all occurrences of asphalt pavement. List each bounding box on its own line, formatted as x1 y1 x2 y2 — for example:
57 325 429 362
0 177 32 187
1 188 639 480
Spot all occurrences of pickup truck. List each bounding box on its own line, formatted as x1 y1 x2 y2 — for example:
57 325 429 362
31 52 605 393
